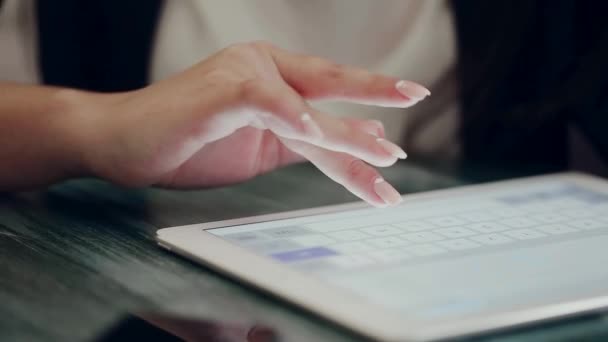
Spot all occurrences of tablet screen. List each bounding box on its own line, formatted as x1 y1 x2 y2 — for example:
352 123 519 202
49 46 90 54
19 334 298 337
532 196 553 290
207 180 608 322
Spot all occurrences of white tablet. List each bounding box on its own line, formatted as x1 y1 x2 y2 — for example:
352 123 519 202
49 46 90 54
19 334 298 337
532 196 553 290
156 172 608 341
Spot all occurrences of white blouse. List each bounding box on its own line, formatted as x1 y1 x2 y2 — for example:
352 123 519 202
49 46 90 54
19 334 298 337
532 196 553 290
0 0 460 159
152 0 460 158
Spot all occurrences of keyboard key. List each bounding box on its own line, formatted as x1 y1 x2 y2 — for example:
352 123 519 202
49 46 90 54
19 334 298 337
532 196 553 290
290 260 334 273
531 212 568 224
250 239 301 253
536 224 579 235
359 225 402 236
489 208 525 218
470 234 513 245
499 217 539 228
331 242 375 254
367 249 411 263
457 211 497 222
304 214 397 233
468 222 509 233
392 221 436 232
327 230 370 241
271 247 337 262
367 237 411 249
303 222 348 233
224 232 269 244
264 226 313 238
434 227 475 238
436 239 481 251
330 255 374 268
567 219 607 231
400 232 443 243
503 229 546 240
407 244 447 256
289 234 336 247
426 216 470 227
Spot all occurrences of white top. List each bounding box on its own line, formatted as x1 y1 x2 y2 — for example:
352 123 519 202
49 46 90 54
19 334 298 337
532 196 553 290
0 0 460 159
151 0 460 157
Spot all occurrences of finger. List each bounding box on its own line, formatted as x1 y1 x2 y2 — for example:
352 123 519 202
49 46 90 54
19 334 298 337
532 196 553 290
281 138 403 207
343 118 386 138
270 48 430 107
238 81 405 167
238 79 323 140
303 107 406 167
194 79 322 146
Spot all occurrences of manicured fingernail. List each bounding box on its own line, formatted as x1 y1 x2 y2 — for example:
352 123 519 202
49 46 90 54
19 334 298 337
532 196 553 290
376 138 407 159
369 120 384 137
374 178 403 206
395 80 431 101
301 112 323 139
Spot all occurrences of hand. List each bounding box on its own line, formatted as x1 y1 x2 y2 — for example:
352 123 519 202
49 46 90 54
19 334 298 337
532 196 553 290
73 42 429 207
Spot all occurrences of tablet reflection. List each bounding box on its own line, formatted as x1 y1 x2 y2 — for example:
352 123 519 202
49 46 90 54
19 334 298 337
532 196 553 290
96 313 279 342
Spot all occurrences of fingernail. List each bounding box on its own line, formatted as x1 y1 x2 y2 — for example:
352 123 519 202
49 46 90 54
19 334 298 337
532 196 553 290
376 138 407 159
374 178 403 206
395 80 431 101
301 113 323 139
369 120 384 137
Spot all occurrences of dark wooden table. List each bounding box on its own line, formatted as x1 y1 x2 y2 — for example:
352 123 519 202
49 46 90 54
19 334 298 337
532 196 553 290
2 161 608 342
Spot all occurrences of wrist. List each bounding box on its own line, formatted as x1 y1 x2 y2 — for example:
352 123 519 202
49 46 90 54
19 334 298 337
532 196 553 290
50 88 110 179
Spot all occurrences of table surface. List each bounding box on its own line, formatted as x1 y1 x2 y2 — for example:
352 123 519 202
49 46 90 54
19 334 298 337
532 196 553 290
2 161 608 342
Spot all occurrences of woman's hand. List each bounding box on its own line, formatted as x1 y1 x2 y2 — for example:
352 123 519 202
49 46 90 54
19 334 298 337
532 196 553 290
72 42 429 207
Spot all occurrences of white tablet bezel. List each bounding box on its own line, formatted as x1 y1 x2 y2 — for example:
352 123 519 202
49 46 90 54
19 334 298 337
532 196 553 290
156 172 608 341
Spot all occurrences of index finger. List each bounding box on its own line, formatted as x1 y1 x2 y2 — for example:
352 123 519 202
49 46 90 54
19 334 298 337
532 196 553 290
270 47 430 107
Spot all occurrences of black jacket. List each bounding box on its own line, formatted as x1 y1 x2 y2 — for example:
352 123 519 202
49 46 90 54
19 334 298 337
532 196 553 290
32 0 608 172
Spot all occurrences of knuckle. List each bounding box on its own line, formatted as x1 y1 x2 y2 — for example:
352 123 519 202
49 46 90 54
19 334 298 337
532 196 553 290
203 68 235 85
249 40 276 51
305 56 340 73
240 79 290 114
321 61 346 80
222 42 248 55
344 126 382 154
367 74 391 92
344 158 373 184
240 78 268 102
367 74 385 86
222 41 274 58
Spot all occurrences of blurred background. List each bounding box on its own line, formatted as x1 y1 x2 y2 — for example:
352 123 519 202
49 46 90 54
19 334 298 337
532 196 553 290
1 0 607 175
